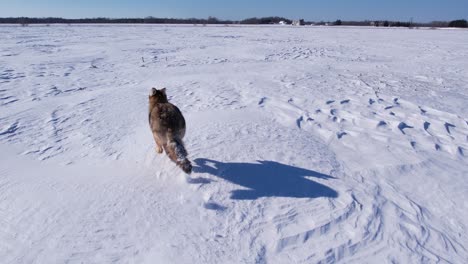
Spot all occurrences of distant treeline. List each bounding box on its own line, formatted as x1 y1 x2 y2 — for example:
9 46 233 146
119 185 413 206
0 16 290 25
239 17 292 24
0 16 466 28
0 16 233 24
330 19 467 28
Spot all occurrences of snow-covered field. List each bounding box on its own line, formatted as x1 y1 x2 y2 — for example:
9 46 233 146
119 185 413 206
0 24 467 263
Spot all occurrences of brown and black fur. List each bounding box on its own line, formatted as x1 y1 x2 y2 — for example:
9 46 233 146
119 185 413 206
149 87 192 173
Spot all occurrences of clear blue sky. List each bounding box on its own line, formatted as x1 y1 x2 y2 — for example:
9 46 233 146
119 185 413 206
1 0 467 22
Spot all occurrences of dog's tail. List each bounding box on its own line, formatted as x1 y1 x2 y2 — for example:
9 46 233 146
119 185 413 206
164 133 192 174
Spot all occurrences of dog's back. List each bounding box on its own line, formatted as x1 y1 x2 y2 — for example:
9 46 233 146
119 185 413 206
149 88 192 173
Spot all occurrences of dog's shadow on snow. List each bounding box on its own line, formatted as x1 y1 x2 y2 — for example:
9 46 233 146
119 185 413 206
193 158 338 200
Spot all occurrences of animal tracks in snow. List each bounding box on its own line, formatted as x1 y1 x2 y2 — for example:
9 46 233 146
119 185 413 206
259 93 467 262
1 25 467 263
261 94 468 160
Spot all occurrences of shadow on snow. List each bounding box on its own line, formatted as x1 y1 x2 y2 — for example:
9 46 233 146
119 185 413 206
193 158 338 200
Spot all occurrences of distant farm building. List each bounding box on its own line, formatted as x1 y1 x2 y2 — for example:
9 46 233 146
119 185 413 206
292 19 305 26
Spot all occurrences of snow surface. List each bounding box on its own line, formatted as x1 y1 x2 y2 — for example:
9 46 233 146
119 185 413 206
0 24 467 263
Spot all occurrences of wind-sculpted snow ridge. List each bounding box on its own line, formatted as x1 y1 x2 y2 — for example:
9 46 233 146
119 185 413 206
261 93 467 263
0 25 467 263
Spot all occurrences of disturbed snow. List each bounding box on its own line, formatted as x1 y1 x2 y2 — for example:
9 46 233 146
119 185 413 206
0 25 467 263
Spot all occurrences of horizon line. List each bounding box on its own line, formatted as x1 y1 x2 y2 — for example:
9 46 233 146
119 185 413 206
1 16 466 23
